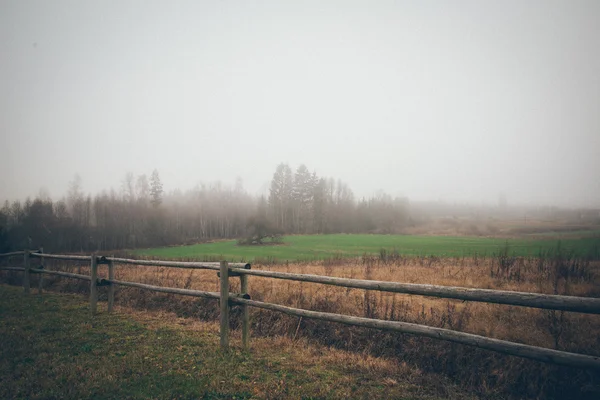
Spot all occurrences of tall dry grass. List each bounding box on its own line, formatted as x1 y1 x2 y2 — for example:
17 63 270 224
2 251 600 399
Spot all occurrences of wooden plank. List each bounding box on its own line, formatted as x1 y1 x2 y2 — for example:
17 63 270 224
235 269 600 315
90 255 98 315
230 297 600 370
108 259 115 313
98 278 249 299
107 257 249 270
240 274 250 349
106 279 221 299
28 253 251 270
32 269 91 281
23 251 30 294
29 253 91 261
220 260 230 349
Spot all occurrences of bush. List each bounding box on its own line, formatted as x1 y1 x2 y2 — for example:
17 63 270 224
237 216 283 246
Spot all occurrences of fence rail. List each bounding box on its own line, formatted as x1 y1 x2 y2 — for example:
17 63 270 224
229 297 600 369
30 268 91 282
1 249 599 370
105 256 250 270
0 251 25 257
233 269 600 315
29 253 91 261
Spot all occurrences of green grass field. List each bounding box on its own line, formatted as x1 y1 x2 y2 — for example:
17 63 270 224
135 234 600 263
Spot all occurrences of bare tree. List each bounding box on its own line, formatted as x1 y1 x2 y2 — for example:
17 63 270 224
150 169 163 208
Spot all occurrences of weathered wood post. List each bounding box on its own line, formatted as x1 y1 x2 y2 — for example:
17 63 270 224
23 250 30 294
108 258 115 313
240 273 250 349
38 247 44 295
90 255 98 315
219 260 230 349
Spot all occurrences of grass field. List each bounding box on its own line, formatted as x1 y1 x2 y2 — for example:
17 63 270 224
0 285 472 400
135 234 600 262
3 240 600 399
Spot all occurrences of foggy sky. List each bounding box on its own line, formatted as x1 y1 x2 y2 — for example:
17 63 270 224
1 1 599 207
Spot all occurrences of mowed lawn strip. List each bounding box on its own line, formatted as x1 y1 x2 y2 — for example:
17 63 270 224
0 285 475 400
134 234 600 262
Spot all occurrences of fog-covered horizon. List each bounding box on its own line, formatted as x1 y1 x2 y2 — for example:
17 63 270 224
2 1 599 208
2 165 599 212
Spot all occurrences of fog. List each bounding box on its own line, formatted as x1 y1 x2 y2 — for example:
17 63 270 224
1 0 599 207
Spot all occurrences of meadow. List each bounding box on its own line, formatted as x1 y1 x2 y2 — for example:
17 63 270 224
135 233 600 262
0 285 471 399
3 244 597 399
2 232 600 399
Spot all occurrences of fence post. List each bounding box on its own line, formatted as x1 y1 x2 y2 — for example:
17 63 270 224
240 274 250 349
38 247 44 295
108 258 115 313
90 255 98 315
23 250 30 294
219 260 229 349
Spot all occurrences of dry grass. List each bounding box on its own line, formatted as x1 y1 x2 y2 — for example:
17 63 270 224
403 217 600 239
2 253 600 399
1 285 473 400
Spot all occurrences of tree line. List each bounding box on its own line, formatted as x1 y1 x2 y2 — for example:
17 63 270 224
0 164 410 253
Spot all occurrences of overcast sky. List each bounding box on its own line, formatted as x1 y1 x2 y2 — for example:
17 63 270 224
1 0 599 207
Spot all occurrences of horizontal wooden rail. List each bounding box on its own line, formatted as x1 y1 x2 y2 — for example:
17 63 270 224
27 253 251 270
31 269 92 281
230 297 600 370
106 278 250 300
26 270 250 301
107 257 250 271
0 251 25 258
0 266 25 272
235 269 600 315
29 253 91 261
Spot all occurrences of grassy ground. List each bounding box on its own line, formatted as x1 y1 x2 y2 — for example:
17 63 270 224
0 284 475 400
134 234 600 262
3 250 600 399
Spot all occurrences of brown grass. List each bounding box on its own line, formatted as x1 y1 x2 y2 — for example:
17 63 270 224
3 254 600 399
404 217 600 239
0 285 475 400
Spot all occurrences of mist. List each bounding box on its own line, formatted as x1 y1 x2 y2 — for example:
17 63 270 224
1 0 599 208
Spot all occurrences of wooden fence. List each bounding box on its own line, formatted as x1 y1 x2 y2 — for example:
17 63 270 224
1 249 600 370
